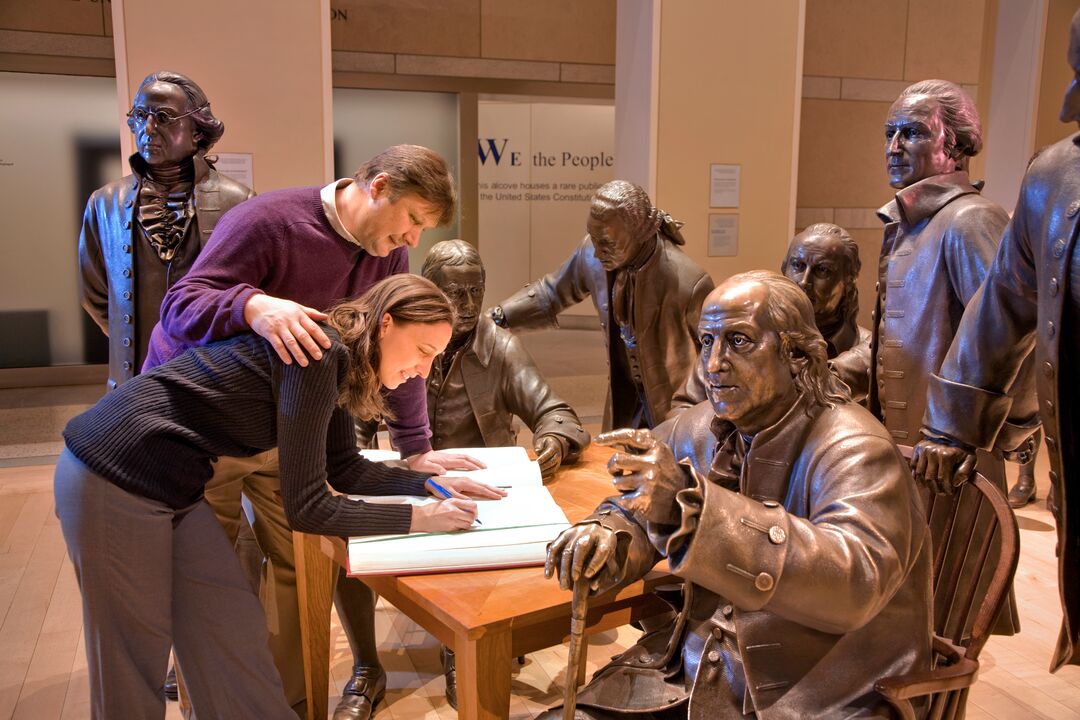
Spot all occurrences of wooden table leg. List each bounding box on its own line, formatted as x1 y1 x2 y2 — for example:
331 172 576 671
294 530 336 720
455 623 513 720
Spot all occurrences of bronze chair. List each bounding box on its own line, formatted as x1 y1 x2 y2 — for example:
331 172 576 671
875 447 1020 720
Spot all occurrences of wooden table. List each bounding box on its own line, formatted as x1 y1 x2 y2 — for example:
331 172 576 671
294 445 674 720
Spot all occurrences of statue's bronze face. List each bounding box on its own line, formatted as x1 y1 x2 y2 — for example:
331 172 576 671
1062 19 1080 126
885 94 954 189
433 263 485 338
783 232 849 330
699 281 799 435
587 213 641 271
130 81 199 168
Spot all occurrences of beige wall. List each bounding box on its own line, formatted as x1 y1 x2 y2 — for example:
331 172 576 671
0 1 615 93
650 1 805 283
798 0 997 327
1036 0 1080 150
111 0 332 191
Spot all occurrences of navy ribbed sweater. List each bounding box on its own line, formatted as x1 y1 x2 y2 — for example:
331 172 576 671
64 327 429 537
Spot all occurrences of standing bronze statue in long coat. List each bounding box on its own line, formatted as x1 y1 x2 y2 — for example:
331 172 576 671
79 71 253 390
542 272 931 719
915 10 1080 671
492 180 714 430
875 79 1039 636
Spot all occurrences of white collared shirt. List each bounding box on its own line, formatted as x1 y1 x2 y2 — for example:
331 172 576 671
320 178 361 246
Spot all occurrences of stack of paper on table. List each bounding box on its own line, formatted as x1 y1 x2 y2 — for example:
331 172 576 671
349 446 570 576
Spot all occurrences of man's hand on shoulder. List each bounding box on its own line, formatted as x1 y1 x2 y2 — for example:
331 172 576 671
243 293 330 367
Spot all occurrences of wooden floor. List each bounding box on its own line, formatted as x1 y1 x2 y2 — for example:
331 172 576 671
1 461 1079 720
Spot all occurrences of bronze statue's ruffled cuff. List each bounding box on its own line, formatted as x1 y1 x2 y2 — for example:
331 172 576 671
923 372 1012 451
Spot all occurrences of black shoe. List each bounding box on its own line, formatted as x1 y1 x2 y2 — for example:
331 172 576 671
1008 475 1037 508
164 666 178 702
441 646 458 710
1048 481 1059 518
333 665 386 720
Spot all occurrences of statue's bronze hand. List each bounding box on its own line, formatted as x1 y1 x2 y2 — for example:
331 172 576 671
596 429 684 525
545 523 618 592
911 438 976 495
535 435 563 479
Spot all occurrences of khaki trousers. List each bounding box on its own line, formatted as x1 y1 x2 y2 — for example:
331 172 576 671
201 450 306 715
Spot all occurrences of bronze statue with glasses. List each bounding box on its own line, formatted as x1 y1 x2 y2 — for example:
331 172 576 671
78 70 253 391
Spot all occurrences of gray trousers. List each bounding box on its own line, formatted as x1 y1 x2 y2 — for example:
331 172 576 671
54 449 294 720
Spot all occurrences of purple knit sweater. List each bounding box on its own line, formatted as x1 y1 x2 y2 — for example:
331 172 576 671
144 185 432 456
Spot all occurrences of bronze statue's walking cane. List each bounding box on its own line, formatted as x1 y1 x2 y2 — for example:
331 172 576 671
563 577 591 720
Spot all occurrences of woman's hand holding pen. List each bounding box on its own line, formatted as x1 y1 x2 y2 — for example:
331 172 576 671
411 497 478 532
409 477 507 532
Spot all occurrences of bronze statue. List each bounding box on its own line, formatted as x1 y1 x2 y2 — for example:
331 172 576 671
491 180 714 430
542 271 931 719
78 70 253 390
673 222 871 412
420 240 590 474
874 78 1034 636
913 10 1080 670
349 240 590 711
782 223 871 403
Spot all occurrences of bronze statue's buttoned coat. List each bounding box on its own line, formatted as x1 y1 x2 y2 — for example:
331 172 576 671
871 172 1009 444
498 235 713 430
925 133 1080 670
572 398 932 719
427 316 589 455
78 154 253 389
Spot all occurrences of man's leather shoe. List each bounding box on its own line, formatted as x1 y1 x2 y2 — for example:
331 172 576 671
164 666 178 702
1008 475 1037 508
441 646 458 710
333 665 386 720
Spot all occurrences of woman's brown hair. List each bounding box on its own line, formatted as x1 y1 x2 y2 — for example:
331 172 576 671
327 274 454 421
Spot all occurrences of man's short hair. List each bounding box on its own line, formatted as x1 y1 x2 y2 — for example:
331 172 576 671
353 145 457 227
131 71 224 152
731 270 851 407
782 223 862 325
896 79 983 158
421 239 484 283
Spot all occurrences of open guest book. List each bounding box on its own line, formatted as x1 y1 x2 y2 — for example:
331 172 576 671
348 446 570 576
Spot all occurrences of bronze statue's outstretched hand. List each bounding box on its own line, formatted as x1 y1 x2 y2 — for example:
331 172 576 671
911 437 977 495
545 523 618 592
596 429 684 525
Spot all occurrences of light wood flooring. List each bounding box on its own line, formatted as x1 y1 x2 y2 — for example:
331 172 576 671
1 460 1079 720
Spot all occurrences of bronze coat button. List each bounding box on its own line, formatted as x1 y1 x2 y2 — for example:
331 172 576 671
1053 238 1067 258
1068 200 1080 217
121 337 132 347
755 572 774 591
768 526 786 544
1050 277 1060 296
707 649 721 663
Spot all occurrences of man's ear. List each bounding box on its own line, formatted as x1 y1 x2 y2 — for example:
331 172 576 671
368 172 390 201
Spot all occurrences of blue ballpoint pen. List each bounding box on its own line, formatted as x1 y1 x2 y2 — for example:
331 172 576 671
428 478 482 525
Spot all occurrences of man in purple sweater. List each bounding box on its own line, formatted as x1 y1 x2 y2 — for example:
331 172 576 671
145 145 478 718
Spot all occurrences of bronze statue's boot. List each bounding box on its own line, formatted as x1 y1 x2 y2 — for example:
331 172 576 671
1007 474 1037 508
333 665 386 720
441 646 458 710
163 665 178 701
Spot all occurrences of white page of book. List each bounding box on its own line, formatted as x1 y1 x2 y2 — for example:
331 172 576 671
475 486 567 528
